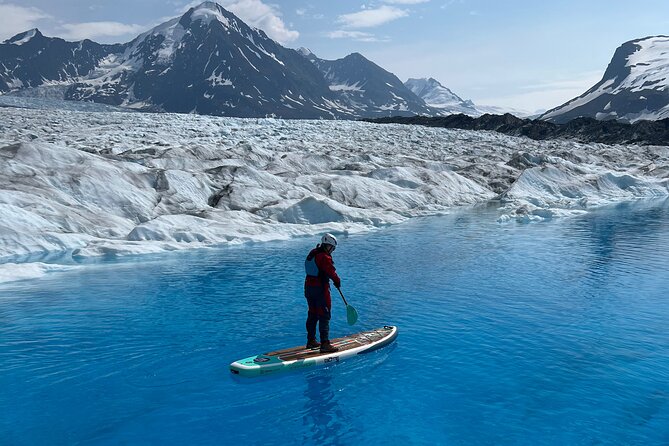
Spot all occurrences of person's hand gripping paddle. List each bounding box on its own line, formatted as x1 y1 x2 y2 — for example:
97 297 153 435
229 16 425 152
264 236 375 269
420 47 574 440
337 287 358 325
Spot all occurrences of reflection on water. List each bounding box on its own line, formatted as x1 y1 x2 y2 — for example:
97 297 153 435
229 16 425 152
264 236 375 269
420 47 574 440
302 371 346 445
577 199 669 262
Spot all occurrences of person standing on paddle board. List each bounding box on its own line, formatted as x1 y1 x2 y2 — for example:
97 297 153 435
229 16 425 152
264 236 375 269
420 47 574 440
304 233 341 353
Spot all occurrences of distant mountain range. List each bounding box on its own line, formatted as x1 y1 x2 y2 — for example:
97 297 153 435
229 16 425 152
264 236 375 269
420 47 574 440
2 4 668 123
542 35 669 123
1 4 340 118
0 2 439 119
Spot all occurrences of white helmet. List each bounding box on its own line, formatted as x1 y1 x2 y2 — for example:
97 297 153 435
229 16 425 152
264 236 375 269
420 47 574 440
321 233 338 249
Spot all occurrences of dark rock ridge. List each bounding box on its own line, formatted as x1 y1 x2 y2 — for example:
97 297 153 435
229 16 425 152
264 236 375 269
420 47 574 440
364 114 669 146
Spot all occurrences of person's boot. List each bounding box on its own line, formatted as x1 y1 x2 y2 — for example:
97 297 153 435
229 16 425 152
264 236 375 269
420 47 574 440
306 339 321 349
320 341 339 353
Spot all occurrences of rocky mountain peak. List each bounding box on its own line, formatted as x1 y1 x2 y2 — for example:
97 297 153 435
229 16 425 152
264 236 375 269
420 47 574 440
181 1 235 28
3 29 43 46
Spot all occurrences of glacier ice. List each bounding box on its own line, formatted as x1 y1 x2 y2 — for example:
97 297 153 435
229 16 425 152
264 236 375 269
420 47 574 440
0 105 667 282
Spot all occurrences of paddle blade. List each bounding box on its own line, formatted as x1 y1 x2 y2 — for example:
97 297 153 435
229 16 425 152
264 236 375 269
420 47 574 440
346 305 358 325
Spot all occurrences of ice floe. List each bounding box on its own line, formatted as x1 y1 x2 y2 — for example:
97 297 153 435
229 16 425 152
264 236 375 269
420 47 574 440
0 262 76 285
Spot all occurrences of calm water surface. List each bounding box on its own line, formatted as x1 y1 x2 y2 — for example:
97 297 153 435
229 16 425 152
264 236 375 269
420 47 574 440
1 200 668 445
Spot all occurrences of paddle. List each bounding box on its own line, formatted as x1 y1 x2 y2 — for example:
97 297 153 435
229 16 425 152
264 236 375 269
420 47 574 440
337 287 358 325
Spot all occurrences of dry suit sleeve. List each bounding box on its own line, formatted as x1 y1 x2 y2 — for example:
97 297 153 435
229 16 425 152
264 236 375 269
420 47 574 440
316 253 341 288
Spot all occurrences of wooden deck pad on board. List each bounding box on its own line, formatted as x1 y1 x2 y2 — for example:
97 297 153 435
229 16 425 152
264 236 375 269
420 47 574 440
265 327 393 362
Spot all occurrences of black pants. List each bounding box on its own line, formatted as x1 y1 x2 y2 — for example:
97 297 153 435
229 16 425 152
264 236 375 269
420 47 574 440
306 312 330 343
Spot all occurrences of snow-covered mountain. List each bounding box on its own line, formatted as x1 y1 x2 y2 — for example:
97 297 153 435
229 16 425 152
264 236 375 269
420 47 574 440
541 35 669 123
302 50 434 117
404 77 479 115
0 29 122 92
405 77 537 118
66 2 348 118
0 4 342 118
0 2 436 119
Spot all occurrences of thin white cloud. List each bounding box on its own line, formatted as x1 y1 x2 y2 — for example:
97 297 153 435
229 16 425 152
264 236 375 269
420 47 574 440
180 0 298 44
477 71 603 111
325 30 388 42
0 4 51 41
519 71 603 91
295 6 323 20
58 21 146 41
337 5 408 29
440 0 463 9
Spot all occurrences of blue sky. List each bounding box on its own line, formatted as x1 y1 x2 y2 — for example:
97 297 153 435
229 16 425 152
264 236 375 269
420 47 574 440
2 0 669 112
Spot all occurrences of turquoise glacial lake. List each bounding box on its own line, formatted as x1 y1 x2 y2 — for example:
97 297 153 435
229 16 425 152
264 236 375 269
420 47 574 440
1 199 668 445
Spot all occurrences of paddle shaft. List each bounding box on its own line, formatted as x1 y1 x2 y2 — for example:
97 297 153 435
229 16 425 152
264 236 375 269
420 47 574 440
337 287 349 306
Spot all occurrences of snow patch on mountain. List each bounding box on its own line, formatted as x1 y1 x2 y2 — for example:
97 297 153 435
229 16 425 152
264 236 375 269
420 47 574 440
190 1 231 26
207 71 233 86
329 83 364 92
3 29 38 46
297 47 313 58
621 36 669 92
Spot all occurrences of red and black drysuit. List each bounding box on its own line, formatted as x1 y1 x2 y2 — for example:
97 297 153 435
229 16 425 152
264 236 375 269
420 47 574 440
304 244 341 343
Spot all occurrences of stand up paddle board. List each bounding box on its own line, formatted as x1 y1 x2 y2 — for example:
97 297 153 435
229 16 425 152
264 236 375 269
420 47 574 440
230 325 398 377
